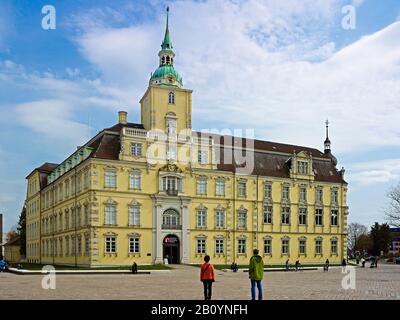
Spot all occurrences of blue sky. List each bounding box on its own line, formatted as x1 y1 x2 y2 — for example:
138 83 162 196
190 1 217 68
1 0 400 232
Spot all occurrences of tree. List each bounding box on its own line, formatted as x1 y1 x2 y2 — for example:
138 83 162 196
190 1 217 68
348 223 368 254
355 234 373 254
385 183 400 227
370 222 391 256
17 206 26 256
6 230 18 242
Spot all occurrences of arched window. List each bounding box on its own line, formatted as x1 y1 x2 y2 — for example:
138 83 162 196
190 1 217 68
161 56 165 65
166 56 170 64
168 92 175 104
162 209 180 228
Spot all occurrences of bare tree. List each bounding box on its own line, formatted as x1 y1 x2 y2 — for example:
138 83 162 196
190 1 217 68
385 183 400 227
348 222 368 254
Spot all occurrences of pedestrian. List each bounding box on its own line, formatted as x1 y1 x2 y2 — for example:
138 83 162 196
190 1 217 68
374 256 378 268
285 259 290 271
200 255 215 300
361 257 365 268
131 261 138 273
249 249 264 300
231 261 238 272
341 258 347 273
324 259 330 272
295 260 300 271
0 257 5 272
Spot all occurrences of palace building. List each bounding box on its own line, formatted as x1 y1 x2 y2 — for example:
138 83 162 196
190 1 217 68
25 8 348 266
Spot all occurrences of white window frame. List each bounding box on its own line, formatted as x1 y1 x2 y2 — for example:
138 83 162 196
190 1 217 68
105 236 117 253
129 171 141 189
105 205 117 225
298 208 307 225
238 239 246 254
129 237 140 254
130 143 142 157
215 239 224 254
129 206 140 226
196 209 207 228
215 210 225 228
196 238 206 254
263 205 273 224
197 178 207 195
105 170 117 188
215 179 225 196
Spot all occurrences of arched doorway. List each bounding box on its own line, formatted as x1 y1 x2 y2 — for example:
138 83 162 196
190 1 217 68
163 234 180 264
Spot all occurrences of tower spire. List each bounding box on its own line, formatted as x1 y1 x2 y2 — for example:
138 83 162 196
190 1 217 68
324 119 331 154
161 6 173 51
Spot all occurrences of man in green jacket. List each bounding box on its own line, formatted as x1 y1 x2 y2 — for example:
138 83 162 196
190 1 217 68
249 249 264 300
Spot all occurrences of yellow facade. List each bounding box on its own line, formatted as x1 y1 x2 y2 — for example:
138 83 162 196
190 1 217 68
25 10 348 267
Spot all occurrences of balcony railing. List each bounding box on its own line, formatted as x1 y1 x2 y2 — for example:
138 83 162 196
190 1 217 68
166 189 178 196
162 224 182 230
123 127 147 138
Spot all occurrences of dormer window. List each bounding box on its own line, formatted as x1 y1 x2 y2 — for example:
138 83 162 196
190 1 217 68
168 92 175 104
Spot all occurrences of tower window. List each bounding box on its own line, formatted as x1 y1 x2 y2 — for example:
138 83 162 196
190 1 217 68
161 56 165 65
166 56 170 64
168 92 175 104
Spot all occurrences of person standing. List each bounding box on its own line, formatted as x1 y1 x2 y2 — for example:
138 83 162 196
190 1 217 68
249 249 264 300
200 255 215 300
324 259 330 271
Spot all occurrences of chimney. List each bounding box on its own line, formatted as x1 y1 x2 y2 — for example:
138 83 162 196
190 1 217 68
118 111 128 125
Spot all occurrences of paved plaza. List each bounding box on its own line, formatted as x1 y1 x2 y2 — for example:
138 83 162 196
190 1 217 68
0 264 399 300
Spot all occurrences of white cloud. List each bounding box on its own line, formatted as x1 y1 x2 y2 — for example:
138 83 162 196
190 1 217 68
347 159 400 186
67 0 400 159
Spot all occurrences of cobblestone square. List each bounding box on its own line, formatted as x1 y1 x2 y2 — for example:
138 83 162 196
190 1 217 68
0 264 399 300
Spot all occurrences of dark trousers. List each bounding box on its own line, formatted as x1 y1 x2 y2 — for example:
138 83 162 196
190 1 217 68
202 280 213 300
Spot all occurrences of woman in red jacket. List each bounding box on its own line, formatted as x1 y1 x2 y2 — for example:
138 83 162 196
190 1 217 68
200 255 215 300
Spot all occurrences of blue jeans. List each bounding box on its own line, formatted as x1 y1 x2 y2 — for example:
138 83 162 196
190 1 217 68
251 279 263 300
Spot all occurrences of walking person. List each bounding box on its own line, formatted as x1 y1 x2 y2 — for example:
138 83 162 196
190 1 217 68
324 259 330 272
200 255 215 300
249 249 264 300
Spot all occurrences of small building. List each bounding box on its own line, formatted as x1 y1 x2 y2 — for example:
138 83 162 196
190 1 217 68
389 228 400 255
3 236 21 263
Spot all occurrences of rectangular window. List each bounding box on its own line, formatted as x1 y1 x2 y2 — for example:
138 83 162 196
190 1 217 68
77 206 81 228
299 240 306 255
282 239 289 255
299 187 307 202
299 208 307 225
298 161 308 175
215 210 225 228
105 170 117 188
71 237 76 255
166 144 177 160
129 172 141 189
331 240 338 254
197 239 206 254
85 236 89 256
316 188 323 203
59 238 63 257
315 209 323 226
196 210 207 228
331 189 338 204
197 178 207 195
315 240 322 254
216 179 225 196
65 238 69 256
263 205 273 224
215 239 224 254
129 206 140 226
71 208 76 228
129 237 140 253
84 205 89 226
281 207 290 225
77 237 82 255
264 183 272 198
331 209 338 226
198 150 208 164
238 239 246 254
77 174 82 193
238 182 246 197
131 143 142 156
105 236 116 253
84 171 89 189
238 211 247 229
105 205 117 225
282 185 290 200
264 239 271 255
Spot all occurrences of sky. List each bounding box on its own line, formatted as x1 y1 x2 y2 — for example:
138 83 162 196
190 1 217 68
0 0 400 232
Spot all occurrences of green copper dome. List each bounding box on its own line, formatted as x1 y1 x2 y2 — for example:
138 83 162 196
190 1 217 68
151 65 182 86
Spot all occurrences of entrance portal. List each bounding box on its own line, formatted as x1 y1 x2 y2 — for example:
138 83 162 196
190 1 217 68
163 234 180 264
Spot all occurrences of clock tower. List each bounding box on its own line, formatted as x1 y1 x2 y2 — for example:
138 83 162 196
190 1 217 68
140 7 193 136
